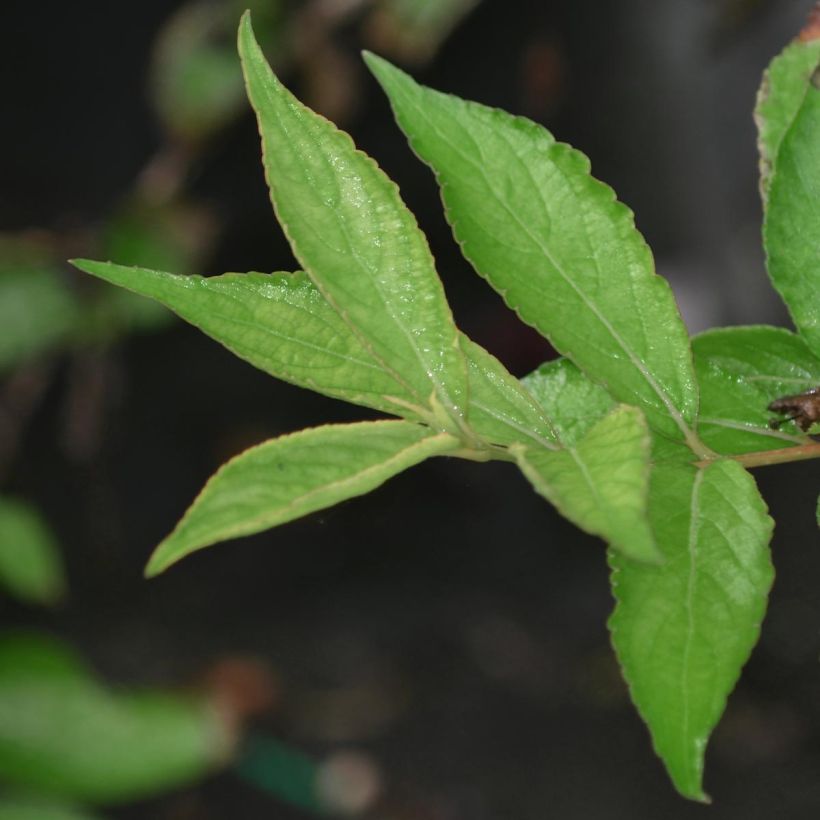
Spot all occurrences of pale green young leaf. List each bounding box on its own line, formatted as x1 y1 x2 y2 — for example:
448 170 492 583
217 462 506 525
238 14 467 424
763 56 820 357
71 260 424 420
0 633 228 804
146 420 458 575
512 405 659 562
609 460 774 801
693 325 820 453
755 29 820 198
523 357 694 464
365 54 700 446
521 357 616 446
0 497 66 607
459 335 558 448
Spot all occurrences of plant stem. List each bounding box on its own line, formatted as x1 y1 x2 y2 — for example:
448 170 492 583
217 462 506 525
698 441 820 469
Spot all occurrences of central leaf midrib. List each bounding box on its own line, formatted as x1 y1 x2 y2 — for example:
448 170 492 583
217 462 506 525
405 97 693 440
680 467 704 773
203 306 390 374
469 398 558 450
252 63 461 417
179 429 458 544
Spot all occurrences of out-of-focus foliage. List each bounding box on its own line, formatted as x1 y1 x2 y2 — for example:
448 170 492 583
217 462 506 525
0 237 79 375
151 0 284 142
0 633 231 805
0 2 487 817
0 497 66 606
0 796 101 820
367 0 481 62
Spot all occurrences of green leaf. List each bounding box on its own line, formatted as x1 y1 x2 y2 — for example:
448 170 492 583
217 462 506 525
755 30 820 199
0 797 101 820
609 460 774 801
238 14 468 426
146 420 459 575
693 325 820 453
763 55 820 357
364 54 700 447
523 356 695 464
0 236 80 373
460 335 558 448
0 633 228 804
0 497 66 607
512 405 658 562
72 260 425 420
521 357 616 446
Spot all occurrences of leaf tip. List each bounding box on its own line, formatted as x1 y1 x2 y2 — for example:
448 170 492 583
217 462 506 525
237 8 258 57
144 544 174 579
362 50 406 89
680 784 711 804
361 49 385 72
68 258 96 274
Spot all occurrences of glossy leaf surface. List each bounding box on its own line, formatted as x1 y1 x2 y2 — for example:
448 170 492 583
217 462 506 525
365 54 699 445
693 325 820 453
72 261 422 420
239 15 467 423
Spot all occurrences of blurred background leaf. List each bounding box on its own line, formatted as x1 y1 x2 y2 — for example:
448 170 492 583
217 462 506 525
0 796 102 820
0 497 66 606
151 0 284 143
0 236 79 375
366 0 481 62
0 633 232 805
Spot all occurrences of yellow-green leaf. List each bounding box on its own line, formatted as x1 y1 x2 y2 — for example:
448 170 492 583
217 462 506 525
146 420 459 575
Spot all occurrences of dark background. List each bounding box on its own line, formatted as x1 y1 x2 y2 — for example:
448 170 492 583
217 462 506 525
2 0 820 817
